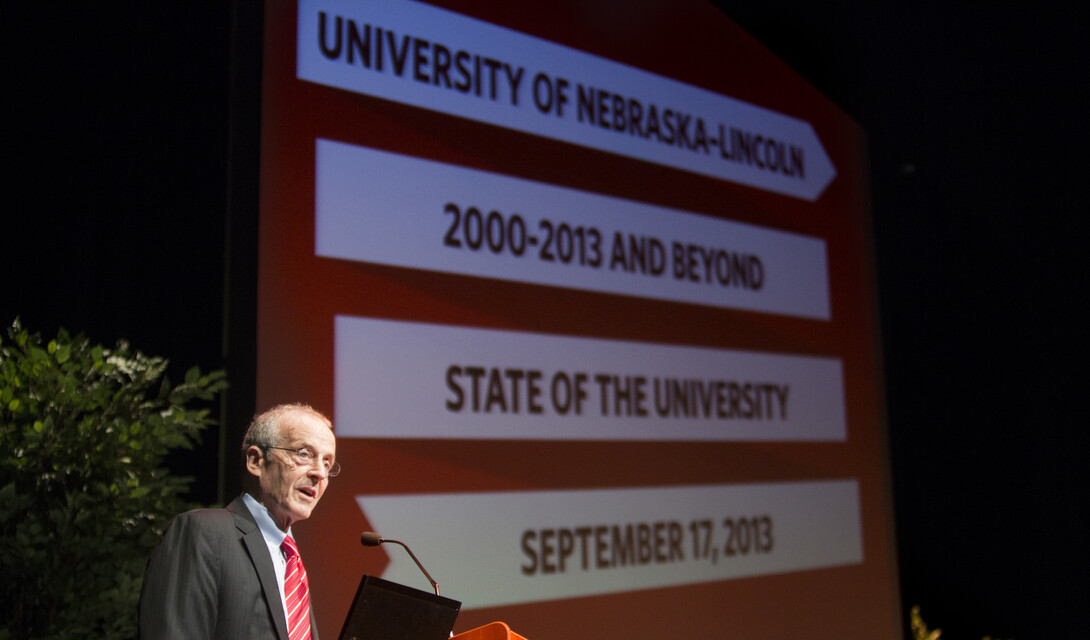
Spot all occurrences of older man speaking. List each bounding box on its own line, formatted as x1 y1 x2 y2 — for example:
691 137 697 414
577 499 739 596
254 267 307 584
139 403 338 640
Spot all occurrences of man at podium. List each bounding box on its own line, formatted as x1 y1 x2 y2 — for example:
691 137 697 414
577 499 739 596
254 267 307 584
139 403 338 640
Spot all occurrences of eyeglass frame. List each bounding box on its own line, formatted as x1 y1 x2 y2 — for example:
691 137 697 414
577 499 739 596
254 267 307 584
266 446 341 478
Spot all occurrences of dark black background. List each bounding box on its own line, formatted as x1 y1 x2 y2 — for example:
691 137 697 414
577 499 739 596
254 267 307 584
3 2 1086 637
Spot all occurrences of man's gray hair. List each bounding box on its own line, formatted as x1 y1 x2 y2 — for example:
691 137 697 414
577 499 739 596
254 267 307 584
241 403 333 453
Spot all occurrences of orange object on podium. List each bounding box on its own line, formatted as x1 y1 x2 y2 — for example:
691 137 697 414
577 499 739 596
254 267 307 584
453 621 528 640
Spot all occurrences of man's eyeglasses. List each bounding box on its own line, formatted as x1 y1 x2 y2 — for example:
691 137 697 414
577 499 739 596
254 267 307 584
268 447 341 478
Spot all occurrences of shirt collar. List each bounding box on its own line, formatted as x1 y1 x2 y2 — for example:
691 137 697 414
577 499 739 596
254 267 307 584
242 492 291 547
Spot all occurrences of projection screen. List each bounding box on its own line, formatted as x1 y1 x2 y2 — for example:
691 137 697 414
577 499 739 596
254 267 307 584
256 1 901 637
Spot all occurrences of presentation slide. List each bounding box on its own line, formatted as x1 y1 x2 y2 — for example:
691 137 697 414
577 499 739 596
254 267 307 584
256 1 899 637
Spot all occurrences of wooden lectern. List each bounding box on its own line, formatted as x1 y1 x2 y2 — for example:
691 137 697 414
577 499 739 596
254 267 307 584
453 622 528 640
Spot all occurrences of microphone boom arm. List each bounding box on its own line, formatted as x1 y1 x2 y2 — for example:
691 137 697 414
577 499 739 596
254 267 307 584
361 532 441 596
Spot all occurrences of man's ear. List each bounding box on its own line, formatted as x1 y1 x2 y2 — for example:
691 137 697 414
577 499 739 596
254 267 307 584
245 445 266 477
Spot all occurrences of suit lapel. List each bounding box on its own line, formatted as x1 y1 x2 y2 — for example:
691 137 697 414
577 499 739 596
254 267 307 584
229 497 292 640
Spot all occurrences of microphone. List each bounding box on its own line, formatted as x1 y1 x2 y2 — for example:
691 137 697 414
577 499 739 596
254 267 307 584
361 532 441 596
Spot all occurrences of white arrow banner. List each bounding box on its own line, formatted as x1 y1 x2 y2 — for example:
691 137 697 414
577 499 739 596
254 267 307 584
358 480 863 608
317 142 832 319
334 316 846 441
297 0 836 201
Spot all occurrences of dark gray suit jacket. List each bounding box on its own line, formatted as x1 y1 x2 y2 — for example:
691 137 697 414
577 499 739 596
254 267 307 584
139 495 319 639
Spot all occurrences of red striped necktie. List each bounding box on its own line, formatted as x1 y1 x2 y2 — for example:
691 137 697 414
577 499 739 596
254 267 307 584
281 535 312 640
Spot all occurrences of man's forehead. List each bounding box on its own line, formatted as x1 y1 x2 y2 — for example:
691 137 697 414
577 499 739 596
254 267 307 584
281 412 336 447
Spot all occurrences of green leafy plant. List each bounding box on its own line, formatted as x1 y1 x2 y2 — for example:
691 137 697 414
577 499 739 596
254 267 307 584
911 606 1011 640
0 319 227 640
912 606 943 640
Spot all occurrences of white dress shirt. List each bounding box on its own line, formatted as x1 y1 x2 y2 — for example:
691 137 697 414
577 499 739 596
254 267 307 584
242 492 293 622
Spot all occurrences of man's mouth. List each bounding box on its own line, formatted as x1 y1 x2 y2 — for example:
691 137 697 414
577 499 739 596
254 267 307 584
297 487 317 499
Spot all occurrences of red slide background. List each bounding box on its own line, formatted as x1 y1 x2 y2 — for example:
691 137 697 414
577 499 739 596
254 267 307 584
256 1 900 637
